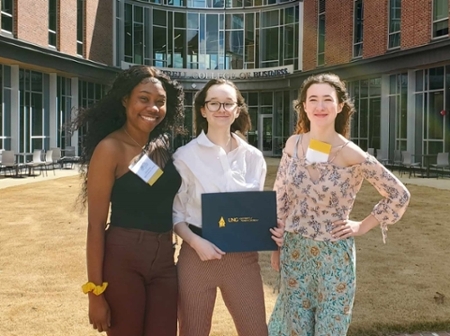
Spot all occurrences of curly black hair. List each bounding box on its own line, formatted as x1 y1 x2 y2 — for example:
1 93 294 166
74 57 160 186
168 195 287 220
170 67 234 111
73 65 184 205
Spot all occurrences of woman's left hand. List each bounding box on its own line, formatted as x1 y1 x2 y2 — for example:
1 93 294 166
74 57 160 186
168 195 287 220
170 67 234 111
331 219 370 239
270 219 285 247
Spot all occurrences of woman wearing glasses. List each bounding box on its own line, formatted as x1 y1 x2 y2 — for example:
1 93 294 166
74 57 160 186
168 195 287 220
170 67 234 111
172 79 283 336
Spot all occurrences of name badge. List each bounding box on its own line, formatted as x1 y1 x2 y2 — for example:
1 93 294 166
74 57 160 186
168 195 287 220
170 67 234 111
128 153 163 186
306 139 332 163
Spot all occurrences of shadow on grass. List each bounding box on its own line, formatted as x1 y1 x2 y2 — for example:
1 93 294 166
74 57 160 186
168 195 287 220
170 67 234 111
348 321 450 336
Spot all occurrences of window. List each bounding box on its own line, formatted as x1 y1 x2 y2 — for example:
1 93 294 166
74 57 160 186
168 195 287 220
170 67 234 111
120 2 299 70
57 76 72 149
388 73 408 156
353 0 363 58
49 0 58 47
77 0 84 56
388 0 401 49
19 70 46 153
432 0 448 38
349 78 381 151
317 0 325 65
1 0 14 33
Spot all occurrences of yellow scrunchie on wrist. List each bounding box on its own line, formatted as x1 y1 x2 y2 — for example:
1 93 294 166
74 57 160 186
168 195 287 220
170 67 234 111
81 282 108 295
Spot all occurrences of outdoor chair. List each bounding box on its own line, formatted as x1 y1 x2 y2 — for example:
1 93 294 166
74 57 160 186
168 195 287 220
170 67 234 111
44 150 55 175
400 151 420 178
430 152 449 179
367 148 375 155
25 149 46 176
391 149 403 172
0 150 22 177
376 149 389 165
60 146 79 169
51 147 62 169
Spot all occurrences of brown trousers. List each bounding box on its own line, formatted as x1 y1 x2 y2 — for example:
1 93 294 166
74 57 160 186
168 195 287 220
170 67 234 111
177 242 268 336
103 226 177 336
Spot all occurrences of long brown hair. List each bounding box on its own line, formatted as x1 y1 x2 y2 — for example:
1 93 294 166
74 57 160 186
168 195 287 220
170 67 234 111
294 73 355 138
193 79 251 136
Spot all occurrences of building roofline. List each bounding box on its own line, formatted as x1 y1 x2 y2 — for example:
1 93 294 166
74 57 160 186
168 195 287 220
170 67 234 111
291 38 450 84
0 35 119 83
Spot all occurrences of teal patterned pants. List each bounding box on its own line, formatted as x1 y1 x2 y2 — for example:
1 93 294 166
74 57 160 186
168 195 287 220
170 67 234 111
268 232 356 336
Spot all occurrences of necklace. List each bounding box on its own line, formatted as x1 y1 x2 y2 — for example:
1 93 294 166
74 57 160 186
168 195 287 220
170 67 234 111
124 129 145 149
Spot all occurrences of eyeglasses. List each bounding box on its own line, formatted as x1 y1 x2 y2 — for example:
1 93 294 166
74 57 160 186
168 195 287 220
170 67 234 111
204 101 238 112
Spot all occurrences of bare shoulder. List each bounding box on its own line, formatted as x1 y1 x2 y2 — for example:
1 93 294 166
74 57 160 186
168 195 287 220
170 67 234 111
96 134 123 155
340 141 367 166
284 135 300 157
90 134 124 168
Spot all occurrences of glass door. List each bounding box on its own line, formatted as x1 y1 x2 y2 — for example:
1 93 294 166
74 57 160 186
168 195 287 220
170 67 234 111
258 114 273 156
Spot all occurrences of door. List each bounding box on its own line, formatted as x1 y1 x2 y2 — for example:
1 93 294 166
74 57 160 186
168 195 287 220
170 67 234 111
258 114 273 156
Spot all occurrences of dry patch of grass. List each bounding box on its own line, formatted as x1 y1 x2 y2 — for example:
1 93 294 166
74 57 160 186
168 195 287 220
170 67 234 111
0 167 449 336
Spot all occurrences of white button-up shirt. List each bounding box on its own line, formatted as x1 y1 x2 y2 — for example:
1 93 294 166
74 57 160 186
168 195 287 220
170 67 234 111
172 131 267 228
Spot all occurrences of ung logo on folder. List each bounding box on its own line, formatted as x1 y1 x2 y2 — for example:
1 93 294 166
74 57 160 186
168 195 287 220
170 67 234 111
202 191 278 252
306 139 332 163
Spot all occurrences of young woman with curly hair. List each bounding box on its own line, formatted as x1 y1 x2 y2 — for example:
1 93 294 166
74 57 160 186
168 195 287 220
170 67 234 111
268 73 410 335
74 65 184 336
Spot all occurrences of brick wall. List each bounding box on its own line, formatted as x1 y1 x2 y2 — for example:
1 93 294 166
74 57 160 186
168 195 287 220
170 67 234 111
302 0 449 70
85 0 113 65
16 0 48 47
401 0 432 49
302 0 318 71
13 0 113 65
364 0 388 58
325 0 353 65
60 0 77 56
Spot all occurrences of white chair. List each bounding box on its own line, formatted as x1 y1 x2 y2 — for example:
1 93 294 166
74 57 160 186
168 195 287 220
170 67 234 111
376 149 388 165
0 150 21 177
400 151 420 177
25 149 46 176
367 148 375 155
431 152 449 178
51 147 62 169
44 149 55 175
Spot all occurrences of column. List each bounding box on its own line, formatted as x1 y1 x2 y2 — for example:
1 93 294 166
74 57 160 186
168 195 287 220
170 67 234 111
49 73 58 148
10 65 19 152
380 74 390 159
71 77 79 154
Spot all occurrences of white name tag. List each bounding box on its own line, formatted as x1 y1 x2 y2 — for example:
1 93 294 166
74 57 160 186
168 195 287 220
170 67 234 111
128 154 163 186
305 139 332 163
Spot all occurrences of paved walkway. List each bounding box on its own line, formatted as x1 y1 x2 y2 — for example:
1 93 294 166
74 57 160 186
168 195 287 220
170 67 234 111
265 157 450 190
2 160 450 191
0 166 81 190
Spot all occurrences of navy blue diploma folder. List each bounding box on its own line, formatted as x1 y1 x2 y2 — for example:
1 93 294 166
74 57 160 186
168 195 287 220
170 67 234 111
201 191 278 253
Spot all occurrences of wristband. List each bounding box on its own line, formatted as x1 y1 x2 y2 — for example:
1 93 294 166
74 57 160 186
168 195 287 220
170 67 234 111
81 281 108 295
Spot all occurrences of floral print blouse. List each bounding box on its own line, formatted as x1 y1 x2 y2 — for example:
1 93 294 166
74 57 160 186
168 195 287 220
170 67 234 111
274 136 410 243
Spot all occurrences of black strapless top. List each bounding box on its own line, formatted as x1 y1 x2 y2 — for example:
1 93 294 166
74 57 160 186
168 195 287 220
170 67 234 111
110 159 181 232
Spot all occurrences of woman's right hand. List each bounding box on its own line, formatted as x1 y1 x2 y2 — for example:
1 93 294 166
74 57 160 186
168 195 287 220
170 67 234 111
88 294 111 333
190 236 226 261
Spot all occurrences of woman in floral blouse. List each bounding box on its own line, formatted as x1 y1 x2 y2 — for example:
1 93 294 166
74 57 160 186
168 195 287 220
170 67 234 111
268 73 410 336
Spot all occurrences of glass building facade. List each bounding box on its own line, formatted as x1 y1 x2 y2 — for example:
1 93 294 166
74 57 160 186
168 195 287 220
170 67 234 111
115 0 302 154
117 0 300 70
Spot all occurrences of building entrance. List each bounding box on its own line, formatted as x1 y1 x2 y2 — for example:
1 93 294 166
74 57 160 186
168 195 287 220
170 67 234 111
259 114 273 156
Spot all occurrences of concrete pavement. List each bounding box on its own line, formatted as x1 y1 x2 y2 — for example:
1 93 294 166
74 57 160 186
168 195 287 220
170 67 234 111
1 159 449 191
